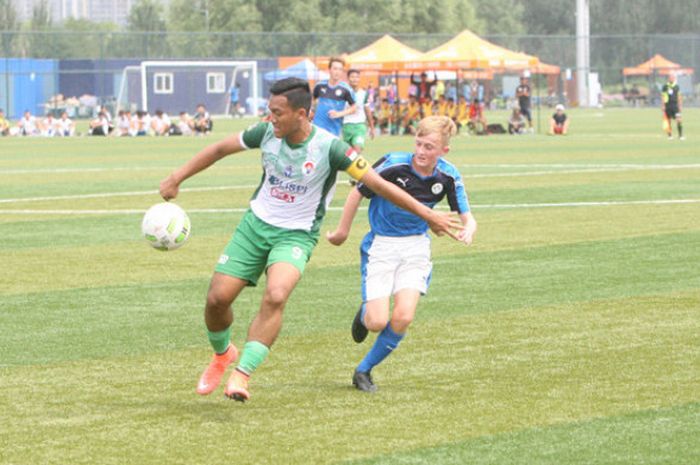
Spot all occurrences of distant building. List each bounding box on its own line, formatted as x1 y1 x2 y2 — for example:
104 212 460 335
11 0 170 26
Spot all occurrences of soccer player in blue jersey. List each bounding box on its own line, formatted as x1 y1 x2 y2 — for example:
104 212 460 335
312 57 357 136
327 115 477 393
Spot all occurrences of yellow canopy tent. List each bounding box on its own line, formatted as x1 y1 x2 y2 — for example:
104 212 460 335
412 29 539 71
345 34 424 71
623 54 693 76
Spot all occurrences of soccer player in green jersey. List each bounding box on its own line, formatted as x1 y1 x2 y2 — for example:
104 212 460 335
343 69 375 153
159 78 463 402
661 73 684 140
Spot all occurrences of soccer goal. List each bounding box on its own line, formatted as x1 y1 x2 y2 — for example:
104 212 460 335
116 60 259 117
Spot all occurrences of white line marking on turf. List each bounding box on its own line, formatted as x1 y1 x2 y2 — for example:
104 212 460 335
0 185 259 204
3 162 699 176
464 163 700 170
0 167 167 174
3 199 699 215
4 163 700 204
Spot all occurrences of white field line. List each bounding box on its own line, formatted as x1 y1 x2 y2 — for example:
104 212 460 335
0 167 167 174
0 185 259 204
3 163 700 205
3 162 700 175
3 198 700 215
465 163 700 169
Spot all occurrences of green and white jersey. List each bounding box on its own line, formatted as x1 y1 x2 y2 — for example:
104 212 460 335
240 122 355 235
343 88 369 124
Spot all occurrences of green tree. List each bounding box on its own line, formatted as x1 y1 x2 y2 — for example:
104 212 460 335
124 0 169 58
169 0 263 57
517 0 573 35
25 0 56 58
473 0 524 36
0 0 18 55
59 18 118 59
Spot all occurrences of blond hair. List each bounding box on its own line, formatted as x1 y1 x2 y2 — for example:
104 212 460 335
328 56 345 69
416 116 457 145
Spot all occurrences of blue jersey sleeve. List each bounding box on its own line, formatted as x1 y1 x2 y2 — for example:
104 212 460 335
438 160 470 213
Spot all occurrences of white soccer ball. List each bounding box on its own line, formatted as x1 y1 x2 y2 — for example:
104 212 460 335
141 202 191 251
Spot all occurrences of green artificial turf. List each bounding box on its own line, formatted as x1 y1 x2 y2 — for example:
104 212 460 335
1 108 698 464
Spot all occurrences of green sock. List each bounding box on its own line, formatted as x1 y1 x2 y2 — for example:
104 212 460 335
237 341 270 375
207 326 232 354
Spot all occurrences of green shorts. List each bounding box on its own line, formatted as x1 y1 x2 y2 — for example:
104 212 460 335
343 123 368 149
214 210 317 286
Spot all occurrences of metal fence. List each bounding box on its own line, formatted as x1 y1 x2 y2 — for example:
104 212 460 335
1 31 698 118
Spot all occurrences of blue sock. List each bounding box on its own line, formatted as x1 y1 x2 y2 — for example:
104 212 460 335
357 323 405 373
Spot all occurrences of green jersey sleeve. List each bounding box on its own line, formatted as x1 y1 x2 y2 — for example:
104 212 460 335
241 122 270 148
329 139 370 180
328 139 354 171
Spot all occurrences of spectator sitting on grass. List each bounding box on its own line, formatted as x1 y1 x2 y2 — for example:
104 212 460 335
151 110 172 136
89 112 112 136
0 109 12 136
176 112 194 136
57 111 76 137
508 108 527 134
549 104 569 135
193 104 213 135
42 113 57 137
18 110 40 136
116 110 133 137
134 111 150 136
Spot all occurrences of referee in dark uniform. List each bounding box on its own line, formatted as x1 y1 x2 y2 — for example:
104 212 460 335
516 76 532 132
661 73 684 140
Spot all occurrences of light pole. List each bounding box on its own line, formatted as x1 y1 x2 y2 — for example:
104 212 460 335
576 0 590 107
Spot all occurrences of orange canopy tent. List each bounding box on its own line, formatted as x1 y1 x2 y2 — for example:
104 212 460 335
344 34 424 71
411 29 539 71
623 54 694 76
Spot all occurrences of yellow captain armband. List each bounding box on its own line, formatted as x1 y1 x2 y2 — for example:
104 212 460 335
346 153 370 180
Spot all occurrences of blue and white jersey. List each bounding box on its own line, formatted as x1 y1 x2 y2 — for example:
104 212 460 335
357 152 470 237
312 81 355 136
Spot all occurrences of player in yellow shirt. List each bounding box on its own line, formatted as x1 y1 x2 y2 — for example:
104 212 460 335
421 99 433 118
436 95 448 117
376 99 394 135
445 98 458 121
402 96 421 135
456 96 470 132
0 109 10 136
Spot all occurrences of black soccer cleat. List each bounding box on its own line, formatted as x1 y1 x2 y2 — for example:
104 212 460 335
351 305 369 343
352 370 377 393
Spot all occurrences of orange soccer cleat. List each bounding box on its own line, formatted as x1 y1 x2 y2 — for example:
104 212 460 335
196 344 239 395
224 369 251 402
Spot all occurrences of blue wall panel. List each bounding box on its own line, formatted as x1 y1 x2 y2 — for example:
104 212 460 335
0 58 57 119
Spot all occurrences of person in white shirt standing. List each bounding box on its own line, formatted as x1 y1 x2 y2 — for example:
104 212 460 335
342 69 375 153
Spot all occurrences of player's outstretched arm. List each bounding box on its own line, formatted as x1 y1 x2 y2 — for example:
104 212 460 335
160 133 246 200
357 168 464 240
329 104 357 120
457 212 477 246
326 188 363 246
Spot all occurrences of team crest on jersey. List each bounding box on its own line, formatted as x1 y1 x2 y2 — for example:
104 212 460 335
284 165 294 177
335 89 343 97
302 160 316 175
431 183 444 195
